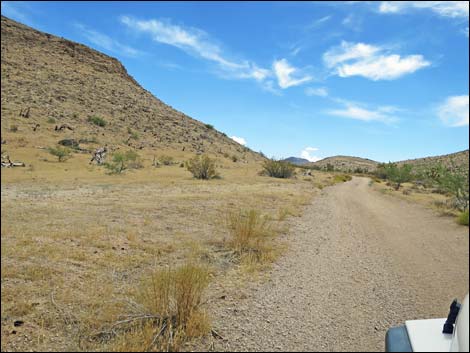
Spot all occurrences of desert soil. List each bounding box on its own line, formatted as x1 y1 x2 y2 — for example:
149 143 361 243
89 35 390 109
207 177 469 352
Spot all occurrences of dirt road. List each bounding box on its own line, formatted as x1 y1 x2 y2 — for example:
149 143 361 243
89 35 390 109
210 177 469 351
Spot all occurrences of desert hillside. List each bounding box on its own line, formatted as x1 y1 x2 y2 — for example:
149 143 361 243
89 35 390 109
302 150 469 174
0 16 261 161
398 149 469 175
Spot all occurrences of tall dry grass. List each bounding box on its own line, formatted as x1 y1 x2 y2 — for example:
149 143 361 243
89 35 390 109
103 263 210 351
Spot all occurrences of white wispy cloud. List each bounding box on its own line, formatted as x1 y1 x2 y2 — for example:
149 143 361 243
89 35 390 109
75 23 142 57
120 16 270 84
378 1 469 18
1 1 36 26
305 87 329 97
231 136 247 145
327 100 399 123
323 41 430 80
341 14 363 32
272 59 312 89
437 95 469 127
300 147 321 162
306 15 332 30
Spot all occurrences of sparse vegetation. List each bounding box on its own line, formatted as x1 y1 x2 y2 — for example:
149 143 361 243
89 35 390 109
231 155 238 163
10 124 18 132
457 210 469 226
434 166 469 211
87 115 107 127
185 155 219 180
262 159 295 178
127 127 139 140
159 155 174 166
104 150 142 174
47 117 56 124
48 146 72 162
204 123 214 130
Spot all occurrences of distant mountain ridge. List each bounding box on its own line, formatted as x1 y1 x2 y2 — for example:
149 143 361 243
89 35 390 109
288 150 469 173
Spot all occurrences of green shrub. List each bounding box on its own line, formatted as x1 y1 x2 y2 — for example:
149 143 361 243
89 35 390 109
186 155 219 180
87 115 107 127
333 174 352 183
457 210 469 226
48 146 71 162
47 117 56 124
262 159 295 178
376 163 413 190
104 150 141 174
10 125 18 132
231 155 238 163
436 168 469 211
204 124 214 130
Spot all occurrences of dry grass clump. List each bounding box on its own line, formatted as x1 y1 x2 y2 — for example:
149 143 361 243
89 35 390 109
102 263 210 352
227 209 271 254
158 155 174 166
226 209 281 271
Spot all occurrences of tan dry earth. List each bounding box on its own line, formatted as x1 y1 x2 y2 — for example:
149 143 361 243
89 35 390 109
207 177 469 352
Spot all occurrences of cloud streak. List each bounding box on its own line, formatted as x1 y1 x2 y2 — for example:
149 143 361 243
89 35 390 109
327 100 399 123
305 87 328 97
378 1 469 18
120 16 270 84
437 95 469 127
323 41 430 80
75 23 142 57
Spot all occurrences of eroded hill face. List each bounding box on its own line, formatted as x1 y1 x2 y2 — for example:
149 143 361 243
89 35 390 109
0 16 261 161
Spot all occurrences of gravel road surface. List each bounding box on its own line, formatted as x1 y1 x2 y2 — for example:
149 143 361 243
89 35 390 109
209 177 469 351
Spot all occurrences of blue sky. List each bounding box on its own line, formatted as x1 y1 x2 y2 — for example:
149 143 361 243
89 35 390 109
2 1 469 162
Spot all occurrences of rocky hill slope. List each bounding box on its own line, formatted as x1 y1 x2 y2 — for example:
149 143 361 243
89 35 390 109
308 155 379 172
398 149 469 175
282 157 310 166
0 16 261 161
304 150 469 174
